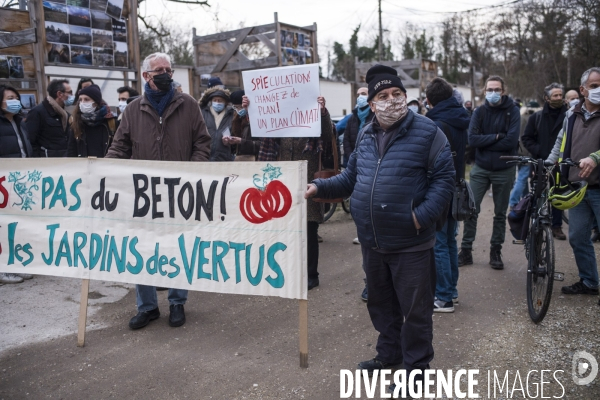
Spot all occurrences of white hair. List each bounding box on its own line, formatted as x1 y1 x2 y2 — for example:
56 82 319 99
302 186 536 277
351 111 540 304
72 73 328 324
142 52 171 72
580 67 600 87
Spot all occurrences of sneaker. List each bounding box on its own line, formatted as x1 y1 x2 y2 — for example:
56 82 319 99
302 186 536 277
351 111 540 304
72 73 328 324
358 358 402 377
353 237 360 245
129 307 160 330
458 248 473 266
552 227 566 240
361 285 368 302
434 299 454 313
16 273 33 280
561 280 599 295
0 273 24 284
452 297 459 304
489 246 504 270
168 304 186 327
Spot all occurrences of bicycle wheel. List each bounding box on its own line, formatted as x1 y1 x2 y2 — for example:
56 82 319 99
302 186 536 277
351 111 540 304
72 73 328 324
342 196 350 213
322 202 337 222
526 222 555 323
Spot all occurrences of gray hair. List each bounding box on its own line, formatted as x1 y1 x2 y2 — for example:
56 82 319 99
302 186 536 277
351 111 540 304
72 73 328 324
580 67 600 87
142 52 171 72
544 82 564 98
452 89 464 104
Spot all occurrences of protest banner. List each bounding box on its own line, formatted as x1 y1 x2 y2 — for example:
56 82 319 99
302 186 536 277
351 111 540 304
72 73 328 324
242 64 321 138
0 159 310 364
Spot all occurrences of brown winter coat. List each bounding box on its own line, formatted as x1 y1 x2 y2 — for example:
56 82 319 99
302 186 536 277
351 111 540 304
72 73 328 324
105 91 211 161
279 109 334 223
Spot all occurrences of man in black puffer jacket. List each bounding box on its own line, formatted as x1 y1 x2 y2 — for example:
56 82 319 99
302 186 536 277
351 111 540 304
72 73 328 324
459 75 520 270
305 65 455 389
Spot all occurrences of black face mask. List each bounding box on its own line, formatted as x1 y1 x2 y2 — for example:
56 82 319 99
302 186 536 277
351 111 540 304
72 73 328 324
152 73 173 92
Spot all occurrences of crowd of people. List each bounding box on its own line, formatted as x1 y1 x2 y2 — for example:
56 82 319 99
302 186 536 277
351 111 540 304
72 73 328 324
1 51 599 394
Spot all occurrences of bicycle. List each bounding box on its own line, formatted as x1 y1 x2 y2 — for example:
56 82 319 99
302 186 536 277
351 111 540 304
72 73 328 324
501 156 579 323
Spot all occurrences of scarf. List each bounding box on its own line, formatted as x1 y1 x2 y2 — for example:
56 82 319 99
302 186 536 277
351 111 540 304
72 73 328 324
257 138 279 161
210 105 226 129
46 95 68 131
357 105 370 130
144 83 174 117
81 104 114 127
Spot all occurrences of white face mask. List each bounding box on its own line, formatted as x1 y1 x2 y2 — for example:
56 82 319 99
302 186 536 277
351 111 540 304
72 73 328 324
408 105 419 113
373 96 408 127
118 101 127 113
79 102 95 114
569 99 579 108
586 86 600 105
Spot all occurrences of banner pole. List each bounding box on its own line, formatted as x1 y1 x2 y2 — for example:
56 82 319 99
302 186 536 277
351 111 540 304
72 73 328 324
77 279 90 347
299 299 308 368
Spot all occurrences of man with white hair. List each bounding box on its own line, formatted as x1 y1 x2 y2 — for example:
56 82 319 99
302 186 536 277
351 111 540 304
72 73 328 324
106 52 211 329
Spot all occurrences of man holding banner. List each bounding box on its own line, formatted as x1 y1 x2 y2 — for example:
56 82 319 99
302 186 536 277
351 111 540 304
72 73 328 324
106 52 211 330
305 65 455 392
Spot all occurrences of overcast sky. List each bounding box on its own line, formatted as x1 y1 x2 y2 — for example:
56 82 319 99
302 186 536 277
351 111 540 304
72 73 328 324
142 0 506 70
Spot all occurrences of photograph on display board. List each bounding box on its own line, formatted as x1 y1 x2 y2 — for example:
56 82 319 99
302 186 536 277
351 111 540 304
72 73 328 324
47 43 70 63
91 9 112 30
285 31 293 47
112 18 126 42
304 36 311 48
71 45 92 65
106 0 124 20
299 50 306 65
305 48 313 64
67 0 89 7
51 0 66 3
8 56 24 79
43 1 68 24
298 33 304 49
113 41 127 67
20 94 36 110
89 0 107 12
45 21 70 44
0 56 9 79
284 48 294 65
70 25 92 46
67 5 91 27
93 47 113 67
92 29 112 48
292 32 299 49
280 30 286 47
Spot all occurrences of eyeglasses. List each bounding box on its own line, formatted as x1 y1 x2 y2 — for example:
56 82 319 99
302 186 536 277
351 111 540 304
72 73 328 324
147 68 173 75
485 88 502 93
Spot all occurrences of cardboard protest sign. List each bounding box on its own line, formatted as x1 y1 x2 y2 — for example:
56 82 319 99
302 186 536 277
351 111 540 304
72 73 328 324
242 64 320 138
0 159 308 300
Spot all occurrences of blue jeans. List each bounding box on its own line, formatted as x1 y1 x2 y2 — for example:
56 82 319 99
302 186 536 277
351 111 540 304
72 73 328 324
509 165 530 207
568 188 600 288
136 285 188 312
434 217 459 303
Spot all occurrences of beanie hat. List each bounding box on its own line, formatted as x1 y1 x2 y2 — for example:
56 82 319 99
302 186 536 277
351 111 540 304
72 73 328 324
230 90 245 105
206 89 230 103
79 84 103 105
208 77 224 88
365 65 406 102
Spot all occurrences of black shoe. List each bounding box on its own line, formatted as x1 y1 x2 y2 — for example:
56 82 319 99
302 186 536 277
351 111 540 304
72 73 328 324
129 307 160 330
308 278 319 290
552 227 567 240
169 304 186 327
358 358 402 377
458 248 473 266
592 230 600 242
489 246 504 270
361 285 368 302
561 280 599 295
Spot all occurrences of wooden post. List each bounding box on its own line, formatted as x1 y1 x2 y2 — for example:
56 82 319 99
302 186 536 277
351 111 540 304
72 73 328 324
299 299 308 368
77 278 90 347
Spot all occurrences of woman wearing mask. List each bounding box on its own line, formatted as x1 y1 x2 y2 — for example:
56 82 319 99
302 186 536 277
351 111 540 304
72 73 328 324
74 78 94 103
343 87 374 166
0 84 34 283
407 97 422 114
199 87 235 161
227 90 259 161
67 84 116 158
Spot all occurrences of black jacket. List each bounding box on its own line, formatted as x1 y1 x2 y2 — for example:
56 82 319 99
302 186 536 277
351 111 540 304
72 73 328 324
468 95 521 171
25 98 70 157
521 103 567 159
0 113 33 158
343 106 374 156
67 119 116 158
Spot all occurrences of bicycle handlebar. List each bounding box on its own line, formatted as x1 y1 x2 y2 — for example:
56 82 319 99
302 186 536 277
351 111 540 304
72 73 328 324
499 155 580 168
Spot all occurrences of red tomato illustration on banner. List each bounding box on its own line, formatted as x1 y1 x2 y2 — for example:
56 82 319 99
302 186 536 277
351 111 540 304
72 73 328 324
240 164 293 224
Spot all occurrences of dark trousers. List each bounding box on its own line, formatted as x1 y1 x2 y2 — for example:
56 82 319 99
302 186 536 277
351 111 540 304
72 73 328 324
361 246 435 374
307 221 319 279
551 205 563 228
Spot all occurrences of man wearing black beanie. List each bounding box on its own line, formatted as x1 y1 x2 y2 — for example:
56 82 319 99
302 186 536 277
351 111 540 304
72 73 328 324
306 64 455 394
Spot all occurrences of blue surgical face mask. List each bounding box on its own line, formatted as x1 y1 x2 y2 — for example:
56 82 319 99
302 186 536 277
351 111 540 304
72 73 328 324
237 108 247 117
356 95 368 108
4 99 22 114
408 105 419 113
65 94 75 106
486 91 501 104
212 102 225 113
